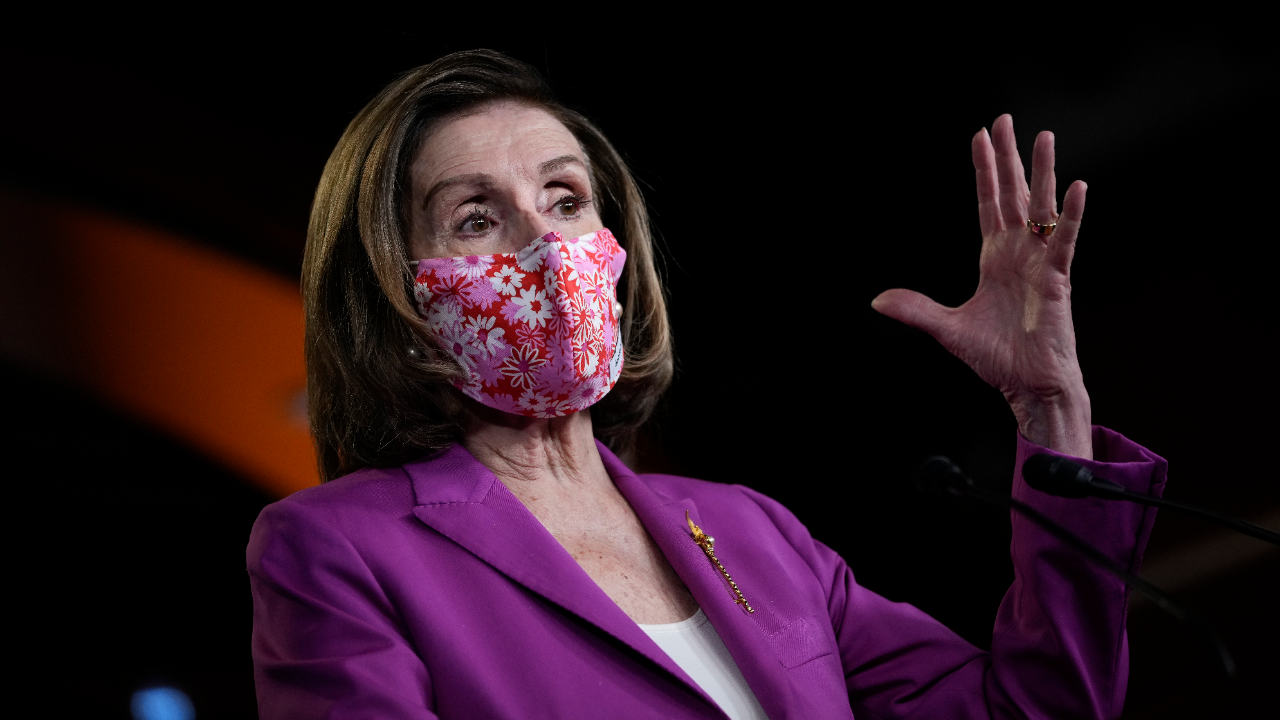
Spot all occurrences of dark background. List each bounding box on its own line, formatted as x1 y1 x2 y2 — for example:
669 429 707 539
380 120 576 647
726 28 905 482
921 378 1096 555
3 24 1276 717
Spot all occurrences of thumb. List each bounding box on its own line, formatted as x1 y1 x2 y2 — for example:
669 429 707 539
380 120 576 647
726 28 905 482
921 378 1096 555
871 288 953 341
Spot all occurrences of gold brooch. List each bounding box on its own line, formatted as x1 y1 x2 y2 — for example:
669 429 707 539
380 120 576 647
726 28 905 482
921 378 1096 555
686 511 754 613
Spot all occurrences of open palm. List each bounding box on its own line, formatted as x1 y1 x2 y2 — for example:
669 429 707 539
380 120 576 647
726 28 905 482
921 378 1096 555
873 114 1093 458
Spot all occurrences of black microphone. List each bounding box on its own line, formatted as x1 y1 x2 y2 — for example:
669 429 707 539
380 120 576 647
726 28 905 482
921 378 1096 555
1023 454 1280 548
917 456 1236 678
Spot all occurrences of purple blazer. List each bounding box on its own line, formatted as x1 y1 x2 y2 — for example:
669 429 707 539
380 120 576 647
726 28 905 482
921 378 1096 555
248 426 1166 719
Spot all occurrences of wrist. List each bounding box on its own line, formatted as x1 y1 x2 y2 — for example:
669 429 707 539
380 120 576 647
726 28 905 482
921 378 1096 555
1007 386 1093 460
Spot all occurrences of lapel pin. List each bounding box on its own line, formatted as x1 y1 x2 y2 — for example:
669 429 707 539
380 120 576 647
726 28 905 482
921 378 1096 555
686 511 754 613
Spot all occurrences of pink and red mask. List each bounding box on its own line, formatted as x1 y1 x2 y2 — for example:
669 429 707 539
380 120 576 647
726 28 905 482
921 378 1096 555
413 229 626 418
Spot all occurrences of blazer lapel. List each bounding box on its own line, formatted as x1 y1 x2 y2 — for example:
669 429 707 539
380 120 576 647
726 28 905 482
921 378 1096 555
600 443 795 720
405 444 719 709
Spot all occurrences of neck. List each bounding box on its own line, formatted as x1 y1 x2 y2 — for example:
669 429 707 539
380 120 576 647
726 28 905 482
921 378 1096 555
462 403 606 490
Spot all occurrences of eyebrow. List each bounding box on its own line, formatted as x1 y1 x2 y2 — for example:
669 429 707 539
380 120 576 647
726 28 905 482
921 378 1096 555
539 154 585 175
422 173 491 211
421 156 588 211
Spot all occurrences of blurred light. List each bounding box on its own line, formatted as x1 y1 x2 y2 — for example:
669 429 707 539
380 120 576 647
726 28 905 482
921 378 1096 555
131 686 195 720
0 196 317 498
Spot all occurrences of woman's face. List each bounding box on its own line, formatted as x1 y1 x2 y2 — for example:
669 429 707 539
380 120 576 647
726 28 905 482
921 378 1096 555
406 101 604 260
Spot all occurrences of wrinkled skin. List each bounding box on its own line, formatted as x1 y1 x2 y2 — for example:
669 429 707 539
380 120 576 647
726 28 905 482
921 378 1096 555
872 114 1093 459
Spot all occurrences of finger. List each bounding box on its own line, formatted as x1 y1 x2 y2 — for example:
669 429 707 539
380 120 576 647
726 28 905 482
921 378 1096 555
1045 180 1087 274
871 288 954 342
1028 131 1058 225
972 128 1002 236
991 114 1030 228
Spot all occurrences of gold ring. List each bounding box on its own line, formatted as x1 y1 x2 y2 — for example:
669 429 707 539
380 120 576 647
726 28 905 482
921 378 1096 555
1027 219 1057 237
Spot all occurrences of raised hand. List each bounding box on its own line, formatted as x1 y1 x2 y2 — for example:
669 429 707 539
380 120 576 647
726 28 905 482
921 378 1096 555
872 114 1093 459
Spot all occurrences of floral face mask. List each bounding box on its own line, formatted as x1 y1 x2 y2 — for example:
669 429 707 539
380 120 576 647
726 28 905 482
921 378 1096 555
413 228 626 418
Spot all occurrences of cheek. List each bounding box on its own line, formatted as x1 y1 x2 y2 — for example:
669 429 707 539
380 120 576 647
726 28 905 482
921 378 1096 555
405 209 451 261
404 216 432 260
582 206 606 233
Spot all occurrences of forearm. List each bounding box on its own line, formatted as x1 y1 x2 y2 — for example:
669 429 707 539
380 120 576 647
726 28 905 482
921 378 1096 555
987 426 1167 719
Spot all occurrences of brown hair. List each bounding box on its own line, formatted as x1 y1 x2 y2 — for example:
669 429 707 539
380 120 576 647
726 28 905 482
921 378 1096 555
302 49 673 481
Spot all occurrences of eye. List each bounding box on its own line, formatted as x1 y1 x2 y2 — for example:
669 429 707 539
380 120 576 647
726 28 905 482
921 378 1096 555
458 207 495 234
555 195 586 217
463 216 491 233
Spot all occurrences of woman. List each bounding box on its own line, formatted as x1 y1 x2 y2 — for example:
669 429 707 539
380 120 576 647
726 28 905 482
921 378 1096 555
249 50 1166 719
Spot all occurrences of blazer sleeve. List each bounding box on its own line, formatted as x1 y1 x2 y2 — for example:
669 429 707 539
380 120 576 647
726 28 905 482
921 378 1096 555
247 498 438 720
751 425 1167 720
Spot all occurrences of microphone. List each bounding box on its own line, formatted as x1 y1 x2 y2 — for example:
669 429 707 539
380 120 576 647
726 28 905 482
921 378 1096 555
1023 454 1280 548
916 456 1236 678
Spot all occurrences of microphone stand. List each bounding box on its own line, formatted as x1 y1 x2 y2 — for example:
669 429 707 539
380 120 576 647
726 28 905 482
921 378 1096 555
917 457 1236 678
1024 454 1280 548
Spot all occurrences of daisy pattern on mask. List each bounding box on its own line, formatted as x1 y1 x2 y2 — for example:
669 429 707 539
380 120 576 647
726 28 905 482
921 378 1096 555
546 287 572 336
425 304 462 334
569 292 594 348
537 356 578 397
579 268 608 317
533 398 572 419
566 375 605 412
500 344 548 390
423 261 499 310
465 314 506 358
516 235 552 273
413 283 433 308
580 349 601 379
586 299 604 334
490 265 524 296
487 392 522 414
512 287 553 328
542 266 560 297
467 273 502 309
558 246 581 284
413 228 626 419
428 274 470 312
435 323 480 372
451 254 494 280
473 351 507 388
515 324 546 350
601 313 617 352
571 230 598 260
515 389 554 415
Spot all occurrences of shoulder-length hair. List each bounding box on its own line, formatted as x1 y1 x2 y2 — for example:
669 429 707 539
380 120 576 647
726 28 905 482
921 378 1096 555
303 49 673 481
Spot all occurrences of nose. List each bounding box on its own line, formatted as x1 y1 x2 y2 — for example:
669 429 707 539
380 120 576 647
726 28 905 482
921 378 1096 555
506 202 554 251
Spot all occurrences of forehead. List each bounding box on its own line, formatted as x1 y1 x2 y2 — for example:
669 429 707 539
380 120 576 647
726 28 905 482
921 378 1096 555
414 102 583 181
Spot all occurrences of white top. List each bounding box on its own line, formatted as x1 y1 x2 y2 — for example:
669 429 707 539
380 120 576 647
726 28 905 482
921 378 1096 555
637 609 769 720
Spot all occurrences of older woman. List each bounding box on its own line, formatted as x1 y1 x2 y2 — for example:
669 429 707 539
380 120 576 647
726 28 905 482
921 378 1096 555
249 50 1166 719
